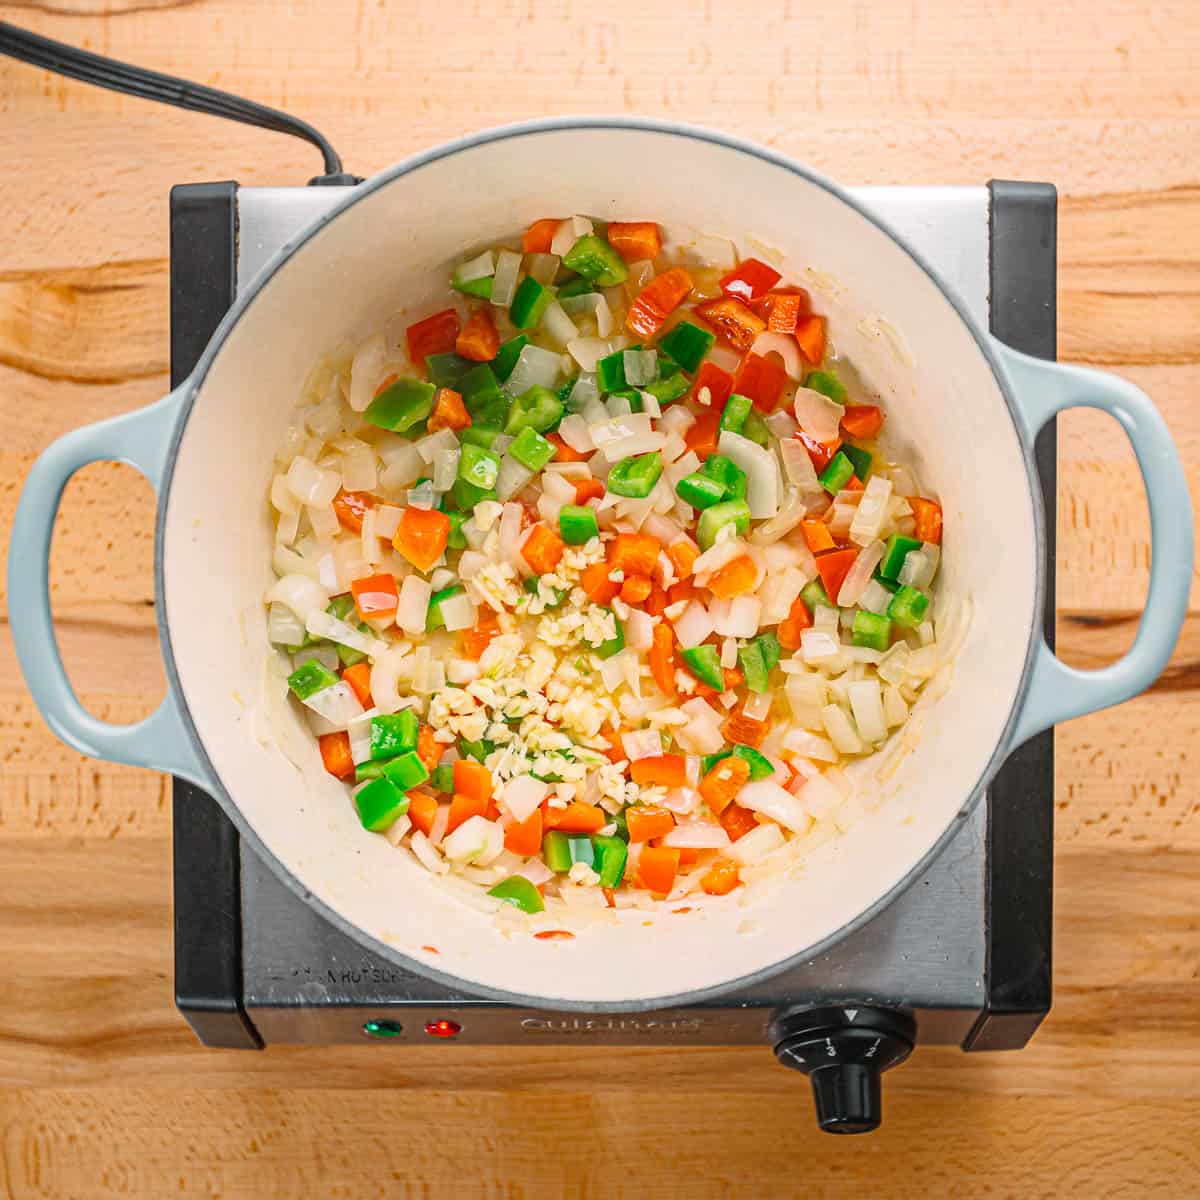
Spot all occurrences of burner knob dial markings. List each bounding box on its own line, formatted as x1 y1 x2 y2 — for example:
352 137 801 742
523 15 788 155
771 1005 916 1134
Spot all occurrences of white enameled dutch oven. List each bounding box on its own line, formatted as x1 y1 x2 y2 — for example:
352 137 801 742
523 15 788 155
9 119 1192 1009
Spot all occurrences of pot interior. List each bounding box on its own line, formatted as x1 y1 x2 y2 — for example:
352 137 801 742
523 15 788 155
162 124 1038 1006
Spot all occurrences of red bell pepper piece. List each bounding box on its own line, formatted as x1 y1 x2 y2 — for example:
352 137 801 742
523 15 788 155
732 352 788 412
793 314 827 365
626 267 693 338
691 360 734 410
406 309 461 367
719 257 782 303
695 297 766 351
795 430 842 472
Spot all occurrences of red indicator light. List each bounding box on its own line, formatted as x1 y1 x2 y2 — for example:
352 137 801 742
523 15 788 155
424 1019 462 1039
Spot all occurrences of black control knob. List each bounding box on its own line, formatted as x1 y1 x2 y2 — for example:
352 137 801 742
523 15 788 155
771 1005 916 1134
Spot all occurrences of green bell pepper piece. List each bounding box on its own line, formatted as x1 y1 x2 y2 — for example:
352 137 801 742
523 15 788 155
818 450 856 494
592 834 628 887
801 578 832 612
607 451 663 498
641 371 691 405
805 368 847 403
700 454 747 502
596 348 628 393
737 639 768 693
566 833 595 868
681 644 724 691
562 234 628 286
370 712 419 760
458 363 508 428
430 764 455 793
327 594 356 621
557 378 577 407
720 392 753 435
354 760 385 783
451 273 493 300
380 750 430 791
487 876 545 913
287 659 338 701
676 471 726 509
757 630 781 672
426 584 465 631
446 510 468 550
364 378 436 434
326 595 371 666
742 408 770 447
505 385 563 434
353 777 410 832
425 352 472 388
852 609 893 651
459 425 500 449
879 534 923 581
696 499 751 551
508 426 556 471
458 442 501 491
542 830 573 873
658 320 715 372
451 477 496 511
559 504 599 545
557 276 597 299
841 443 872 480
492 334 528 383
509 276 554 329
887 585 930 629
734 745 775 780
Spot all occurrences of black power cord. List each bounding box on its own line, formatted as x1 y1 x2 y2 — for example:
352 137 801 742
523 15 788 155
0 21 360 186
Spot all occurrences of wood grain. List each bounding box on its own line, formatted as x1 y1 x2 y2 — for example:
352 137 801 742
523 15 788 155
1 0 1199 1196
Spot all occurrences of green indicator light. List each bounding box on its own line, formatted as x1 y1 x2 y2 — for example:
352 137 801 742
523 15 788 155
361 1018 404 1040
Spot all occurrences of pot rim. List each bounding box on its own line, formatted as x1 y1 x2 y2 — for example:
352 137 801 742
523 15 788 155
155 116 1046 1012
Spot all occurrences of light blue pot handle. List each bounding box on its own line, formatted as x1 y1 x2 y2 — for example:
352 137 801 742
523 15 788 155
7 386 213 788
995 342 1193 747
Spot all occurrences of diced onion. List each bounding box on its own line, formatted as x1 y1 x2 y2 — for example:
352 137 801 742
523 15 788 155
379 442 424 493
567 337 612 373
525 252 560 286
751 332 805 380
397 575 431 635
605 392 633 418
736 780 812 834
302 680 363 729
266 573 330 623
267 602 306 647
801 629 841 664
836 538 884 607
793 386 845 442
588 413 652 450
347 709 377 765
676 697 725 754
858 579 894 617
717 431 781 518
293 643 340 674
433 446 460 491
662 820 731 849
561 292 614 337
743 690 773 722
306 610 387 658
750 487 807 545
623 349 657 386
456 249 495 282
849 475 894 546
499 503 526 569
496 456 534 502
765 410 798 440
566 373 600 413
504 344 563 396
821 704 864 754
271 473 299 514
779 437 824 496
624 608 654 653
848 679 887 745
728 822 785 865
501 775 549 823
557 413 595 454
490 249 522 308
349 331 388 413
407 480 435 510
285 456 340 507
782 728 839 763
542 300 578 347
672 601 714 649
438 592 477 632
551 216 593 256
899 543 940 589
442 816 505 866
